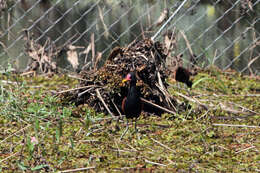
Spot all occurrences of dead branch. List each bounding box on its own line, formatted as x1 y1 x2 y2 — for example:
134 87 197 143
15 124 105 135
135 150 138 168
59 167 96 173
57 85 97 94
212 124 260 128
96 89 115 118
141 98 176 116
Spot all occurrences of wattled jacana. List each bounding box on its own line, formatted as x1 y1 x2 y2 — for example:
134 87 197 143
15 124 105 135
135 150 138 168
175 66 192 88
120 72 142 139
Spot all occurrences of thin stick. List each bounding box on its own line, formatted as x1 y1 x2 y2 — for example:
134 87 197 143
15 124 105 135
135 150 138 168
20 70 37 76
230 102 259 115
248 55 259 75
114 139 122 155
157 71 176 110
113 167 141 171
98 5 109 39
57 85 97 94
218 103 254 116
196 110 210 121
0 80 19 85
91 33 95 68
212 93 260 97
111 149 132 153
0 151 19 163
80 43 92 64
145 159 167 167
178 92 253 115
176 92 208 110
59 167 95 173
180 30 194 58
150 137 175 153
112 99 122 116
140 97 176 115
79 140 99 143
213 124 260 128
192 93 258 115
93 117 118 122
8 12 10 40
78 87 96 98
136 52 148 61
0 125 31 144
213 49 218 65
67 74 91 81
126 143 138 152
183 127 210 145
120 119 129 140
151 0 188 41
235 146 256 154
95 89 115 117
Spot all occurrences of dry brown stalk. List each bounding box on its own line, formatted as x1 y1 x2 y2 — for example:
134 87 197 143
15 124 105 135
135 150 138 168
96 88 115 118
59 167 96 173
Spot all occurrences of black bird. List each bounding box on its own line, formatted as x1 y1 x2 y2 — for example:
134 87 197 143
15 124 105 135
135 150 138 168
120 72 142 139
175 66 193 88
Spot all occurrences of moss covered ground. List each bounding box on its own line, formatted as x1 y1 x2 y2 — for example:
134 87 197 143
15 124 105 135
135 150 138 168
0 68 259 172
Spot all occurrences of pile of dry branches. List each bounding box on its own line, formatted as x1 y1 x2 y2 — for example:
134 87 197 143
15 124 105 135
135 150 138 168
65 38 180 116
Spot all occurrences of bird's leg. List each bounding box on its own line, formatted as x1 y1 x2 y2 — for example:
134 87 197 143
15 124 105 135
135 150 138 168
188 89 191 97
120 119 129 140
134 118 141 140
134 118 137 133
131 118 138 135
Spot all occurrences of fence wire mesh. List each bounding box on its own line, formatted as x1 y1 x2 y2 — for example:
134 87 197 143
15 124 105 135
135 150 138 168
0 0 259 74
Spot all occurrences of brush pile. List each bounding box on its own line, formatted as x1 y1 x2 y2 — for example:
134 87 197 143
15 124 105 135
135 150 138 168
65 38 179 116
23 32 58 74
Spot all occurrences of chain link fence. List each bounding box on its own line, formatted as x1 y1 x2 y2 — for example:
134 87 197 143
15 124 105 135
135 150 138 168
0 0 259 74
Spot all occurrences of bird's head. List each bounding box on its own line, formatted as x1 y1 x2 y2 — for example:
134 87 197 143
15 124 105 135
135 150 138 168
122 72 136 84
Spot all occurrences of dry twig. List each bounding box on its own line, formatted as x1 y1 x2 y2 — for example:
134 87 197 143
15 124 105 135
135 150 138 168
235 146 256 154
57 85 97 94
59 167 95 173
141 98 176 115
96 89 115 118
150 137 175 153
145 159 167 167
212 124 260 128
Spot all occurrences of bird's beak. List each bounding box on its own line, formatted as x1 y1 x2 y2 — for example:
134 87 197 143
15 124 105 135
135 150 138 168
122 74 131 83
122 79 128 83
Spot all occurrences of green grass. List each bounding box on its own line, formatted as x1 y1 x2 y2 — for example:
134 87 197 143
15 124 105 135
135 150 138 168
0 68 259 172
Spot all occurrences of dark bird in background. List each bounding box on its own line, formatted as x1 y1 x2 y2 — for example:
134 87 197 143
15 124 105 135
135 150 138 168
168 54 194 88
120 72 142 139
175 66 193 88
